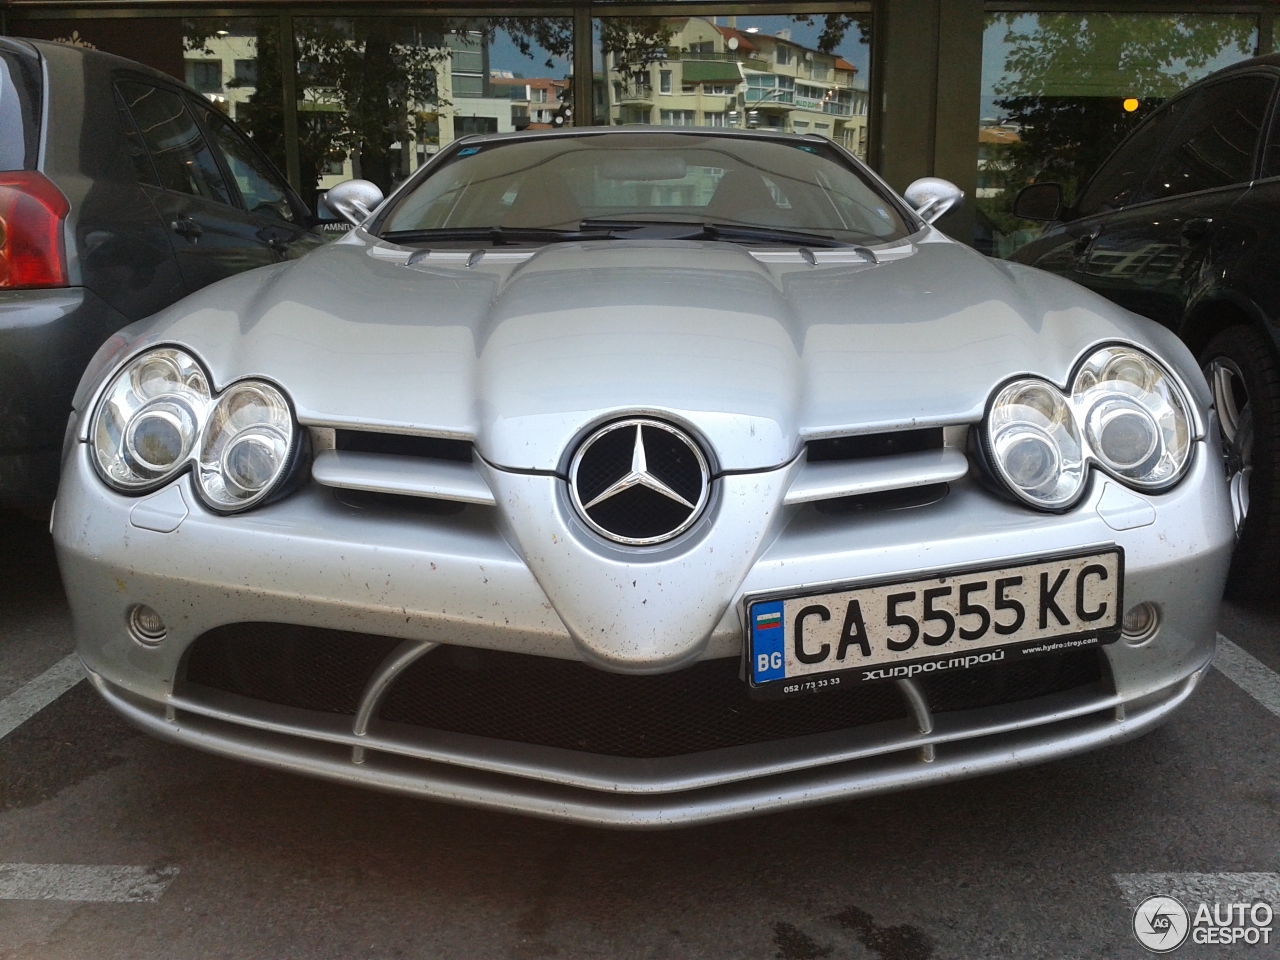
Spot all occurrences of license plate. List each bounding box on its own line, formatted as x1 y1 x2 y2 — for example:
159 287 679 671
746 548 1123 698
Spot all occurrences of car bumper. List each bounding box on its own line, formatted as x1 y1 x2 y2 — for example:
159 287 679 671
54 439 1235 826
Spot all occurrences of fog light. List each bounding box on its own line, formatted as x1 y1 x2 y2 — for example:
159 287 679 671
128 604 167 644
1121 601 1159 644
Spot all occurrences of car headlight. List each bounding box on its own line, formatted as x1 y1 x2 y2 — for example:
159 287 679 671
987 378 1085 509
197 381 295 510
984 344 1193 510
91 346 298 512
92 348 210 490
1073 345 1191 488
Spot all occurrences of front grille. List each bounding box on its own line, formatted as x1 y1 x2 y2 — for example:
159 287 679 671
335 429 472 462
920 647 1106 714
807 427 943 463
379 646 909 758
814 482 950 515
181 624 1109 760
183 623 402 714
331 488 466 516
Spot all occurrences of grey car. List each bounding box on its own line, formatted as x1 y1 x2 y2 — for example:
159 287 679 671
53 129 1235 827
0 38 321 506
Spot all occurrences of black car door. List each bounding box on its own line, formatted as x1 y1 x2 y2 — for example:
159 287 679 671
1080 73 1275 330
1009 101 1187 280
193 104 324 262
116 79 274 294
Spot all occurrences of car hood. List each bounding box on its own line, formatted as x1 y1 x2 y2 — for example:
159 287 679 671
84 228 1208 473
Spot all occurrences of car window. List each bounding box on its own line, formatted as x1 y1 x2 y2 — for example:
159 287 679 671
382 133 913 245
1259 86 1280 180
198 107 296 223
1074 100 1186 217
0 42 41 171
117 80 231 206
113 89 159 187
1139 75 1274 201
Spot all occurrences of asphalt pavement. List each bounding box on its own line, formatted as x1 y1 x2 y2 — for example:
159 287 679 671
1 507 1278 960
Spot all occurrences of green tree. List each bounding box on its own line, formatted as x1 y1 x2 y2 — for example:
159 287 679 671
982 13 1255 241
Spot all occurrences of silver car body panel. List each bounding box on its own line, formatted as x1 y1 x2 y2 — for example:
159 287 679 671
69 230 1212 471
54 151 1234 823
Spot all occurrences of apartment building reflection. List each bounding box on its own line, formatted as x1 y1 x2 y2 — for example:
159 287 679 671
602 17 869 157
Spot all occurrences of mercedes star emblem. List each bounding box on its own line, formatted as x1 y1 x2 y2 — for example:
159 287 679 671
569 418 710 545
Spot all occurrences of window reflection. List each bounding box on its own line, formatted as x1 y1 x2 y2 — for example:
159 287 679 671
181 19 281 171
294 17 572 216
593 15 871 159
977 12 1258 257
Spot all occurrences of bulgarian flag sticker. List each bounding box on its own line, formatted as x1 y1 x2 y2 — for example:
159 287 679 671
751 600 786 683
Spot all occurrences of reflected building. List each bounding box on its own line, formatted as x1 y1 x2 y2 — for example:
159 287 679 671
602 17 868 157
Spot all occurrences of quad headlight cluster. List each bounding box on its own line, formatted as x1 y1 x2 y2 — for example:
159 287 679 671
982 345 1193 510
91 347 298 512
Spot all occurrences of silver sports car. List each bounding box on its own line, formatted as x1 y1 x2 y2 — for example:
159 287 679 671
53 129 1235 828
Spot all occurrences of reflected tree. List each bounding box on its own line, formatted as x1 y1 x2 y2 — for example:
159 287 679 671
189 17 573 213
983 13 1256 237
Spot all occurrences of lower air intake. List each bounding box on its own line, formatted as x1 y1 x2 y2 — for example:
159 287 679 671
379 646 909 757
181 624 1108 759
183 623 401 715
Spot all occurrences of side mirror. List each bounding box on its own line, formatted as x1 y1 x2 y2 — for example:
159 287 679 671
1012 182 1063 222
903 177 964 224
323 179 385 226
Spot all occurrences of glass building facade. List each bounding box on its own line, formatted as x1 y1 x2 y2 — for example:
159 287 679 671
3 1 1275 248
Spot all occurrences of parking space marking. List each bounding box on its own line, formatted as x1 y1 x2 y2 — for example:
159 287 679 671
1114 873 1280 907
0 864 179 902
1215 634 1280 719
0 655 83 741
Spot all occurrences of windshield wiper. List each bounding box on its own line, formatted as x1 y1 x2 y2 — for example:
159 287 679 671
578 219 849 248
382 221 861 249
379 226 618 245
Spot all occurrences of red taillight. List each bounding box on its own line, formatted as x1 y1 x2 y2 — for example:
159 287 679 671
0 171 70 289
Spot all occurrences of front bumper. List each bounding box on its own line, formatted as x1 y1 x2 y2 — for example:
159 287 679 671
54 438 1234 826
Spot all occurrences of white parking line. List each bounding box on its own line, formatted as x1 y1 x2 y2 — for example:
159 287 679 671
0 864 179 902
0 655 84 741
1215 634 1280 719
1114 873 1280 907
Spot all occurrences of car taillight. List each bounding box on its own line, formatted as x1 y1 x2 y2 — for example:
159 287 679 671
0 171 70 289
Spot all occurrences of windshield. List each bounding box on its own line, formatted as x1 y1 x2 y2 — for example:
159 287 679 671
378 132 912 246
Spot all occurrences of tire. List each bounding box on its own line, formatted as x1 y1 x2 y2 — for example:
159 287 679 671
1199 325 1280 602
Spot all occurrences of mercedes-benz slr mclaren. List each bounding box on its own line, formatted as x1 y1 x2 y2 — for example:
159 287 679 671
52 130 1236 827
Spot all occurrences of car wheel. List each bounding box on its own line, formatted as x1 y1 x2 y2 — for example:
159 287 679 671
1200 326 1280 601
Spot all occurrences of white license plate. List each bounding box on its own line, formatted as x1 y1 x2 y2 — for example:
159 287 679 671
746 548 1123 698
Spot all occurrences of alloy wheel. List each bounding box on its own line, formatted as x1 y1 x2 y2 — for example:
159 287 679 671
1204 355 1253 534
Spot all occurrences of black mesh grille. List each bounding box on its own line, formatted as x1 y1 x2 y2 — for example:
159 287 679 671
379 646 909 757
181 625 1109 760
920 647 1106 714
335 429 472 462
184 623 402 715
807 427 944 463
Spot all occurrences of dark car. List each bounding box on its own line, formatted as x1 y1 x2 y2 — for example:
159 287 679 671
0 38 322 507
1009 55 1280 600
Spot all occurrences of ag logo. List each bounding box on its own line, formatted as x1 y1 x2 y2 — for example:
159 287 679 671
1133 896 1190 953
